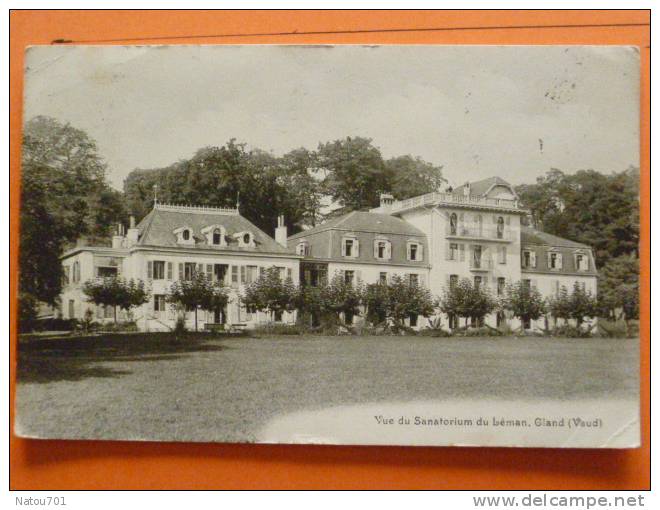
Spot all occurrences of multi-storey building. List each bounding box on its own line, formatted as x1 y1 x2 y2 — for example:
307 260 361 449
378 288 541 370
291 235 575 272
60 202 300 331
59 176 597 331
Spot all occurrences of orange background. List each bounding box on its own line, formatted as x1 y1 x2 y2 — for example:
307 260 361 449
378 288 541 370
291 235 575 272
9 10 650 490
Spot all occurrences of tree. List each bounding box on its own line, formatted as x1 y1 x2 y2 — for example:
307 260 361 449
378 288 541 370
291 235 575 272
516 167 640 266
318 271 364 325
82 277 150 323
547 285 572 326
597 253 639 324
440 278 496 328
317 136 389 211
363 282 390 325
567 282 598 327
385 155 446 200
384 274 435 327
167 272 230 331
241 267 297 322
124 141 320 237
501 281 547 331
20 116 125 327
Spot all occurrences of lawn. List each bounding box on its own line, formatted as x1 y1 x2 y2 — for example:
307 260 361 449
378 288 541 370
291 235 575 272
15 333 639 443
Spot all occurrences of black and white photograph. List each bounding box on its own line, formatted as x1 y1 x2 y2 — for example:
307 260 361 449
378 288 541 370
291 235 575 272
16 45 640 447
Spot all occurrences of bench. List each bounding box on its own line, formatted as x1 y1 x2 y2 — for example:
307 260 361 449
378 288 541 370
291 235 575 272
226 323 247 334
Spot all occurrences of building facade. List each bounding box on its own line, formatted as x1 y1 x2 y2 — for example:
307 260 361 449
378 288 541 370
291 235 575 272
59 177 597 332
60 203 300 331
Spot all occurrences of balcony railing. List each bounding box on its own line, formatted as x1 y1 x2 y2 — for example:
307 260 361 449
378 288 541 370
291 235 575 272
447 226 514 241
382 191 519 213
469 258 494 271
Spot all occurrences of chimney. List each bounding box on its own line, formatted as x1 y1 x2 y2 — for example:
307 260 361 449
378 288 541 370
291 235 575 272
275 215 288 248
112 223 124 249
126 215 139 246
379 193 394 212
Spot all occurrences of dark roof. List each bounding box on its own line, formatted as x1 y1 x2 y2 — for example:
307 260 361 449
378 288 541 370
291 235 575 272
453 176 514 197
289 210 426 240
520 226 590 249
135 204 291 254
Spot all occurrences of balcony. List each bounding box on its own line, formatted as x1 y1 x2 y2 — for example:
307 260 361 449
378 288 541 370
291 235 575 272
469 257 493 271
446 226 515 242
371 190 521 214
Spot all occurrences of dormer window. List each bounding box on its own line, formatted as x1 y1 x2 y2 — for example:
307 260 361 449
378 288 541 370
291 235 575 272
173 226 195 245
575 251 590 271
234 231 256 248
548 250 563 270
201 224 227 247
407 241 423 262
296 241 310 256
341 235 359 258
373 238 391 260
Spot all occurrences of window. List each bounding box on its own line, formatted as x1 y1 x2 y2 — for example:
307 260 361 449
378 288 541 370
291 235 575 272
472 245 482 268
449 213 458 235
474 276 482 289
246 265 258 284
496 216 505 239
379 272 387 284
154 295 167 312
231 265 239 286
179 262 196 281
214 264 228 283
344 270 355 285
212 229 222 245
345 239 354 257
376 241 387 259
296 242 309 256
523 317 531 330
407 242 423 261
152 261 165 280
182 229 190 241
498 246 507 264
476 214 483 236
409 274 419 286
96 266 117 278
68 299 75 319
575 253 589 271
243 233 251 245
409 314 418 327
497 277 506 296
449 274 459 289
449 243 458 261
62 266 70 286
274 310 283 322
496 312 504 327
72 261 80 283
522 279 531 291
522 250 536 269
548 251 563 270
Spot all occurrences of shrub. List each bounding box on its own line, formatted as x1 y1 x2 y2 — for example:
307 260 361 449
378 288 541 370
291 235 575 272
418 328 452 337
551 324 592 338
455 326 503 337
253 323 307 336
95 321 139 333
596 319 638 338
174 316 187 334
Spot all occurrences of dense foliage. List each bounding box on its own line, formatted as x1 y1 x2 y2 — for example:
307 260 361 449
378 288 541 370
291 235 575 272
82 277 150 323
241 267 297 321
500 281 547 329
439 278 497 328
167 272 230 331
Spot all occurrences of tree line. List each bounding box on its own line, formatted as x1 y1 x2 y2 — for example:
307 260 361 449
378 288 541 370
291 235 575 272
79 267 604 336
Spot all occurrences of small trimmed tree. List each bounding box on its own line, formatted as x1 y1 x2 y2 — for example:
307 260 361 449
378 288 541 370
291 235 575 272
568 281 598 327
501 281 547 331
167 272 230 331
547 285 572 326
386 274 436 328
440 278 496 328
319 271 364 326
363 282 390 325
241 266 297 323
82 277 150 323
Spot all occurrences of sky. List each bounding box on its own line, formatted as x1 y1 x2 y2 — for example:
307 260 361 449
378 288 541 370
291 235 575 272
23 45 640 190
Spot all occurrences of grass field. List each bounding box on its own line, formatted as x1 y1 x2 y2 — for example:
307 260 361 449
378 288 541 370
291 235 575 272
15 333 639 443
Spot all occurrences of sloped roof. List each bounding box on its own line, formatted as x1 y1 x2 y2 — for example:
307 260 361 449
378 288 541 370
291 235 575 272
520 225 590 249
453 176 514 197
135 204 291 254
289 210 426 240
